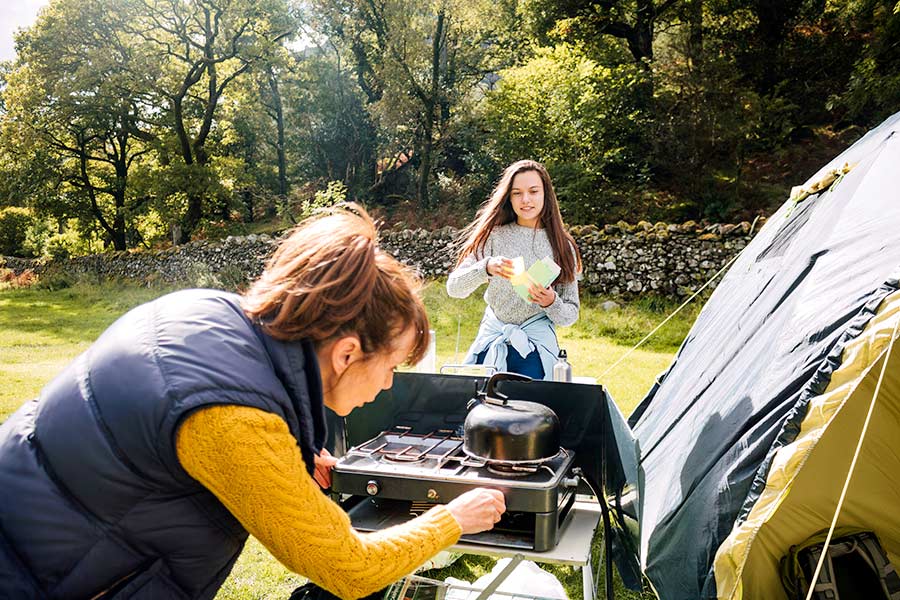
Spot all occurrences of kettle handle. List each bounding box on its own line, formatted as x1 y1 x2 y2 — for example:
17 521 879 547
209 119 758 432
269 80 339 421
484 371 533 402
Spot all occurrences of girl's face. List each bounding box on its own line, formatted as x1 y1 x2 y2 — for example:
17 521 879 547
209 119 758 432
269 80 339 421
509 170 544 228
321 326 417 417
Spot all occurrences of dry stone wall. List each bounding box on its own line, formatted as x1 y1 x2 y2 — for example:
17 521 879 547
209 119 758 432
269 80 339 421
3 219 762 298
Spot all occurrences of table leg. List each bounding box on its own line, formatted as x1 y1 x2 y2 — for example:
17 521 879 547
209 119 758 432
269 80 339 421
582 562 595 600
473 554 524 600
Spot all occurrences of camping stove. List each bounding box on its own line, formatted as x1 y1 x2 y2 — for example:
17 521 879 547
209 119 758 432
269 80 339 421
332 426 581 551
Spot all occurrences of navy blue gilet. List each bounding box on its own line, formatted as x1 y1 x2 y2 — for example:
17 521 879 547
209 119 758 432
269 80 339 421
0 289 327 599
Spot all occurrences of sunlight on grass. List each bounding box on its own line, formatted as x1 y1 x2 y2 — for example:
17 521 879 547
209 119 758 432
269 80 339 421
1 279 700 600
216 538 304 600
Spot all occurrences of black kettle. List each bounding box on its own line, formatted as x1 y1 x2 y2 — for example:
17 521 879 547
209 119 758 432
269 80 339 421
463 372 561 464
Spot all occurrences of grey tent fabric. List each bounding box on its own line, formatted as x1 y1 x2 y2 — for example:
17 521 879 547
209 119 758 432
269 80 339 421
625 111 900 599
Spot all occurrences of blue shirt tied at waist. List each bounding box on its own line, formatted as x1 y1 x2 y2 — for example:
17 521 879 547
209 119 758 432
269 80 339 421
463 307 560 380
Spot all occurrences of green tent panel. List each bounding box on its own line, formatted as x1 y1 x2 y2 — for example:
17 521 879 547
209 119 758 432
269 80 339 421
623 110 900 599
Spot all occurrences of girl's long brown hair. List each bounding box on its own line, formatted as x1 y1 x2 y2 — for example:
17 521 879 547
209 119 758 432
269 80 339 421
242 203 429 365
456 160 582 283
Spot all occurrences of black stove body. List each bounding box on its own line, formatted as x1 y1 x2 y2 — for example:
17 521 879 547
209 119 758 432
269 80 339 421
327 373 615 552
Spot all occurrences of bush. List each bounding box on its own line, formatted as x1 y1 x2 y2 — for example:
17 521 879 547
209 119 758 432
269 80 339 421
32 269 73 291
0 267 38 290
482 44 652 224
0 207 36 256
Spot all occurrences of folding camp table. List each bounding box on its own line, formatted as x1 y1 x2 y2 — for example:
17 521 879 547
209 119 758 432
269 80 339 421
448 499 603 600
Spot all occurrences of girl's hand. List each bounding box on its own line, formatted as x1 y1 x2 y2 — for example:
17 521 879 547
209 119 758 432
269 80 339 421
528 283 556 308
313 448 338 489
486 257 515 279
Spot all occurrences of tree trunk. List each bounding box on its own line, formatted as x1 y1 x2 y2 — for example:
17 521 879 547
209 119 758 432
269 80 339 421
416 10 445 209
268 67 287 217
417 118 433 208
630 0 655 64
687 0 703 69
111 189 127 251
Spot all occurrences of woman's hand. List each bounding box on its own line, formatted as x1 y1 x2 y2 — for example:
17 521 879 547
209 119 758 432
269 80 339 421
528 283 556 308
444 488 506 534
313 448 338 489
486 257 516 279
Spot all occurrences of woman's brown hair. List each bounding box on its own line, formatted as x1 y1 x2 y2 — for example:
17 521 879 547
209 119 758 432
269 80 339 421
242 203 429 364
456 160 582 283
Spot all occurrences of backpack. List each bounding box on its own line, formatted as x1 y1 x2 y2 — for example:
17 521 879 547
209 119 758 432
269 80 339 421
780 529 900 600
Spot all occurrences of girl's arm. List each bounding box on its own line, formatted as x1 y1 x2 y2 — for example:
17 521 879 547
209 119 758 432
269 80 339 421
176 405 462 599
542 278 580 326
446 237 494 298
543 242 581 325
446 253 489 298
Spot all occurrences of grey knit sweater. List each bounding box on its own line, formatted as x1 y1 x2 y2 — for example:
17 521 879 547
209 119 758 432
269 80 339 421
446 223 580 326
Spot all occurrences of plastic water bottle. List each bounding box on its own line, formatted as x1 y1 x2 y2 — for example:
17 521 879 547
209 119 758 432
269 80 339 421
552 349 572 382
416 329 437 373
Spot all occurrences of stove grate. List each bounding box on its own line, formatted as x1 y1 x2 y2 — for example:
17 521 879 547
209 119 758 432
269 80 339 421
353 427 478 471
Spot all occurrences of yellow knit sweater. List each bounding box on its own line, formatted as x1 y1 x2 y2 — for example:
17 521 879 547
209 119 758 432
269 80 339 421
175 405 462 599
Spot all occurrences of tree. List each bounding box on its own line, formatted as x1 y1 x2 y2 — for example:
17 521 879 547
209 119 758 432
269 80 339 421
520 0 685 66
830 0 900 124
124 0 295 242
283 44 377 197
484 43 652 222
313 0 517 208
1 0 156 250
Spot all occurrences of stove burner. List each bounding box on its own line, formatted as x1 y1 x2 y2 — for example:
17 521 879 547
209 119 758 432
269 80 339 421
485 462 560 478
486 463 539 477
381 451 425 464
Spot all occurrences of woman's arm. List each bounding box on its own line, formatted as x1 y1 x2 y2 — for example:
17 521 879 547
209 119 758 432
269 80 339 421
176 405 462 599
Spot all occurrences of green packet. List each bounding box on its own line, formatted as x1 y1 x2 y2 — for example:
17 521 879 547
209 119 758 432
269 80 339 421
510 256 561 301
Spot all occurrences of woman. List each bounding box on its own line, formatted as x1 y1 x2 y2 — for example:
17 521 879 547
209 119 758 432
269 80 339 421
447 160 582 380
0 204 505 599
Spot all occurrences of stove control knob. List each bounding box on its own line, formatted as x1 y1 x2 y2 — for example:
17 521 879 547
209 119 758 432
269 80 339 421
426 488 440 502
365 480 380 496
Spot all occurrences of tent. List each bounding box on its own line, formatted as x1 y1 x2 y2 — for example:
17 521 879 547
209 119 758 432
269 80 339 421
622 110 900 599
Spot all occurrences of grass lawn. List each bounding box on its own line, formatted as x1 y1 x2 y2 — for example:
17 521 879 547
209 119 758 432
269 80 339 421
0 280 700 599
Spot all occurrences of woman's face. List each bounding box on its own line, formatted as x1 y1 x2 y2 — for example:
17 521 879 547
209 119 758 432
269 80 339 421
322 326 417 417
509 170 545 228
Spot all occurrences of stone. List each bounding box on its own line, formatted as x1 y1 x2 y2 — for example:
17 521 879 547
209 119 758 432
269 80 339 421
720 224 738 236
600 300 620 311
11 217 763 300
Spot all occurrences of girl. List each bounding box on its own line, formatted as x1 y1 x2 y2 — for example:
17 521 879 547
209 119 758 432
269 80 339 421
447 160 582 380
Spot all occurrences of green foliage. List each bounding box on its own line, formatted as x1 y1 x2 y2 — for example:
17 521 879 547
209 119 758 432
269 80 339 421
280 180 349 223
1 0 899 248
483 44 652 223
280 51 377 200
829 0 900 123
182 261 250 291
311 181 348 211
0 207 35 256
